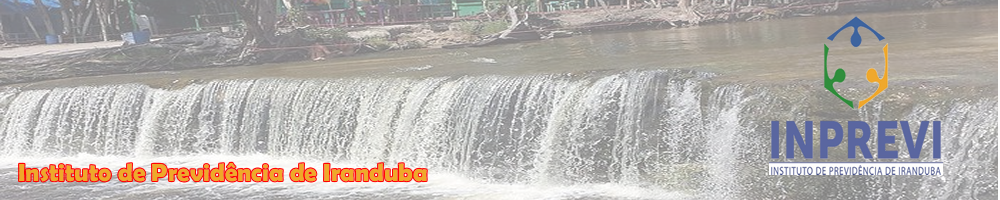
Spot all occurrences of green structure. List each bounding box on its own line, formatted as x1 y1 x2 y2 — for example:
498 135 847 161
454 0 483 16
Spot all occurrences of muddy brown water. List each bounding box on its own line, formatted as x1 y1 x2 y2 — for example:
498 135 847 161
0 6 995 200
16 6 996 89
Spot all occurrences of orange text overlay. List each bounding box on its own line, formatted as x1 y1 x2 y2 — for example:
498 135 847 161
17 162 427 183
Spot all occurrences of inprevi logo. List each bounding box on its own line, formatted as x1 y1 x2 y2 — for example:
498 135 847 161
768 17 942 176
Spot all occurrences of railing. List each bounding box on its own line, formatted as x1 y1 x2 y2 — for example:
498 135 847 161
2 32 38 44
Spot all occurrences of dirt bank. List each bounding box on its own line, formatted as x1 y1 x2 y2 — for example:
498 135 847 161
0 32 243 85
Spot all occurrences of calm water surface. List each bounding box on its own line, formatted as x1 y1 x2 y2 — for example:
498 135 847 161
20 6 997 88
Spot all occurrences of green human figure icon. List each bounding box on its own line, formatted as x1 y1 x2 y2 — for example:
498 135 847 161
823 45 854 108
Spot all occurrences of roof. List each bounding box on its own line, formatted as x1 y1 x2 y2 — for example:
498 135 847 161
1 0 61 12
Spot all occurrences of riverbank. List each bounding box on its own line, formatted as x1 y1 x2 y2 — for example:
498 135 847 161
0 41 124 59
0 4 994 199
0 1 989 86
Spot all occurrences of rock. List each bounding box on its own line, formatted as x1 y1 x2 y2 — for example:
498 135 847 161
428 23 450 32
541 31 575 40
471 57 497 64
347 29 391 40
396 28 478 49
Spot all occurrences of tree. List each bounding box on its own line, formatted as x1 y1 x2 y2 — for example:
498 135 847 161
59 0 73 41
11 0 42 40
678 0 702 21
34 0 57 37
233 0 279 60
78 0 98 42
0 15 6 44
96 0 111 41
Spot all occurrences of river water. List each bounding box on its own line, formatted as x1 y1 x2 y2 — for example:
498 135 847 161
0 6 996 199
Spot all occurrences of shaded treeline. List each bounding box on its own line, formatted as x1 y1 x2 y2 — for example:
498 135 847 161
1 0 236 43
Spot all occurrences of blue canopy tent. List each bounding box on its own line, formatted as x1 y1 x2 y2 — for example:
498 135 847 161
1 0 64 43
3 0 61 10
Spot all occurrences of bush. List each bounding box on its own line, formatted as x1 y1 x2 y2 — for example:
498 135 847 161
304 27 355 44
362 36 394 51
281 6 310 27
453 21 482 35
481 20 511 35
453 20 511 37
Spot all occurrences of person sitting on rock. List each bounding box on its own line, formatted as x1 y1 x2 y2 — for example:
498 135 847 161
310 38 332 61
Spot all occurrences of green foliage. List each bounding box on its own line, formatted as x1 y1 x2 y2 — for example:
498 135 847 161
304 27 356 43
285 6 310 26
399 40 426 49
481 20 510 35
362 36 394 51
454 20 511 37
453 21 480 35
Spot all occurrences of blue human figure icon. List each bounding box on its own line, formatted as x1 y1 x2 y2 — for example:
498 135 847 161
828 17 885 47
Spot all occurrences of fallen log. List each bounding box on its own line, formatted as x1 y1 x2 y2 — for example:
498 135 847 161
463 8 577 48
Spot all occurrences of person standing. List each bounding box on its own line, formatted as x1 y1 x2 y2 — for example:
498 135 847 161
310 38 332 61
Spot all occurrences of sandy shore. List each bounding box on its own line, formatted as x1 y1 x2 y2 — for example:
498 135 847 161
0 41 123 59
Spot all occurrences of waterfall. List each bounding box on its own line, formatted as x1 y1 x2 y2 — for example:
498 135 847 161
0 69 994 199
702 85 755 199
919 99 998 199
0 70 720 184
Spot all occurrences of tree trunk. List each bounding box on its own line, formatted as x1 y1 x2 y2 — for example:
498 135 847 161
12 0 42 40
497 6 521 39
112 0 119 35
0 15 6 44
678 0 700 21
281 0 294 9
97 0 109 41
81 1 96 40
679 0 690 13
26 16 42 40
73 0 92 40
60 0 74 42
234 0 279 60
34 0 57 36
730 0 736 17
595 0 611 14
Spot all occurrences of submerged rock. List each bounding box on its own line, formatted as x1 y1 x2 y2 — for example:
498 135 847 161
472 57 497 64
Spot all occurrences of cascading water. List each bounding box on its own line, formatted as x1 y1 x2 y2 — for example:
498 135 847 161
919 100 998 199
701 85 755 199
0 69 995 199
